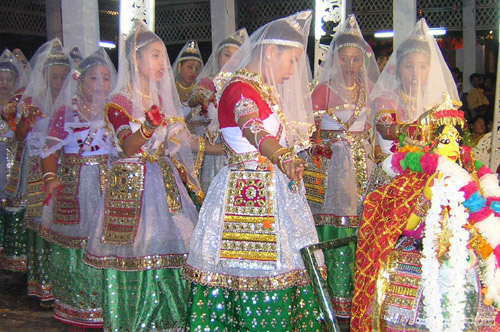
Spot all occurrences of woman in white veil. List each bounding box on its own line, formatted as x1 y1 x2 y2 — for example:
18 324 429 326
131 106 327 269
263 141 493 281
371 19 460 159
0 48 29 271
304 14 379 321
9 39 72 306
83 20 202 331
188 28 248 191
172 40 203 118
39 48 117 329
184 11 324 331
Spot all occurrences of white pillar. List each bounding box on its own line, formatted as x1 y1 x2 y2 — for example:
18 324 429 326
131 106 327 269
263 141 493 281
46 0 63 42
119 0 155 40
463 0 476 93
210 0 236 51
61 0 99 58
393 0 416 50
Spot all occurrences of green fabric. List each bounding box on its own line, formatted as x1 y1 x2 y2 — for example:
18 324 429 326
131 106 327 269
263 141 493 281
50 245 102 319
26 229 53 301
1 207 27 270
188 283 322 331
103 268 189 331
186 185 202 211
316 225 356 305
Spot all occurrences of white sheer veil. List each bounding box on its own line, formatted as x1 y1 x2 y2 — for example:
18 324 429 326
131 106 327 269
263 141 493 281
316 14 379 108
172 40 203 83
43 48 117 157
218 10 315 151
110 20 202 196
0 49 29 96
17 39 72 157
370 19 459 124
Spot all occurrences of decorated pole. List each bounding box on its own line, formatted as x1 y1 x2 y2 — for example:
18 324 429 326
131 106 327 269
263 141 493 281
119 0 155 43
488 5 500 172
314 0 345 79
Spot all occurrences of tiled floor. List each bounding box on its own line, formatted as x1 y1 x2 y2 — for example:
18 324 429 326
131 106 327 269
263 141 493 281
0 270 66 332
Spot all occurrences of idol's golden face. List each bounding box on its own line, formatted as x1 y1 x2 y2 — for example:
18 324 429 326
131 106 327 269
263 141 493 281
434 124 460 161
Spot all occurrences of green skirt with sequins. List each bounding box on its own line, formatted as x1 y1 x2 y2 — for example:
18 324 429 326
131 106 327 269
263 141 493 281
50 245 103 328
316 225 357 319
26 229 54 301
103 268 190 331
187 282 323 332
0 207 27 271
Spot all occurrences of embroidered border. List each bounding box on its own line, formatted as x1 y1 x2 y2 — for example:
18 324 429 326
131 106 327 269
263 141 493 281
218 169 277 269
101 162 145 246
83 252 187 271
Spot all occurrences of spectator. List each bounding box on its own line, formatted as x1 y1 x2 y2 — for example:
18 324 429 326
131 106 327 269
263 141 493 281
467 73 489 118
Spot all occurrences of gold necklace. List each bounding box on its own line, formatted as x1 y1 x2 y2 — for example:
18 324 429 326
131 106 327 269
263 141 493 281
78 98 92 121
127 82 152 99
176 81 193 93
345 82 357 91
399 89 417 112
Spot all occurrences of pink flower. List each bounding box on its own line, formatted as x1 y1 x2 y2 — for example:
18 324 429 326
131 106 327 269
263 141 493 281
477 165 493 178
420 153 438 175
468 207 492 224
460 181 479 200
391 152 406 173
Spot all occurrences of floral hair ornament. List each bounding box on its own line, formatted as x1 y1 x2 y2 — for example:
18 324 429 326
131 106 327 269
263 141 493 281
72 68 82 81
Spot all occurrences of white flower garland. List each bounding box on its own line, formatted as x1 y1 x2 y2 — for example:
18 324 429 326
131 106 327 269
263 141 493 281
409 157 470 331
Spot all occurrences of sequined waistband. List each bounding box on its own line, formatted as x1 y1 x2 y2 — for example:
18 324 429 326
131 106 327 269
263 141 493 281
61 153 108 166
320 130 368 142
227 151 261 166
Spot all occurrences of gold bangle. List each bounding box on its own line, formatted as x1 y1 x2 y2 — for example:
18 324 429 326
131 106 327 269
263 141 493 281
277 151 294 173
139 124 153 140
43 176 57 184
270 147 288 164
43 171 57 179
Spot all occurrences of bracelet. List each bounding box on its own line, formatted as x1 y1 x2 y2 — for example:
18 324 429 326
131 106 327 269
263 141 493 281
43 176 57 184
119 132 132 145
277 151 295 173
43 172 57 179
257 134 275 154
139 124 153 140
270 147 289 164
143 118 158 130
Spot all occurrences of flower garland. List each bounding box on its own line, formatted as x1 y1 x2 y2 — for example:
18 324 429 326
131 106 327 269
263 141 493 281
389 149 500 328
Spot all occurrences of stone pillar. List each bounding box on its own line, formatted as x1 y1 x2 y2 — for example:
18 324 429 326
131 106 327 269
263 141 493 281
462 0 476 93
210 0 236 51
46 0 63 42
61 0 99 58
393 0 416 50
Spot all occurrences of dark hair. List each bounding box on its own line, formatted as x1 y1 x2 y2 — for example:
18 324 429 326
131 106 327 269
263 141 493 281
396 39 430 66
125 30 162 58
251 20 304 60
469 73 482 83
395 39 430 78
0 62 19 76
78 56 111 78
265 20 303 45
435 123 464 146
333 34 366 52
217 37 242 51
469 116 485 127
